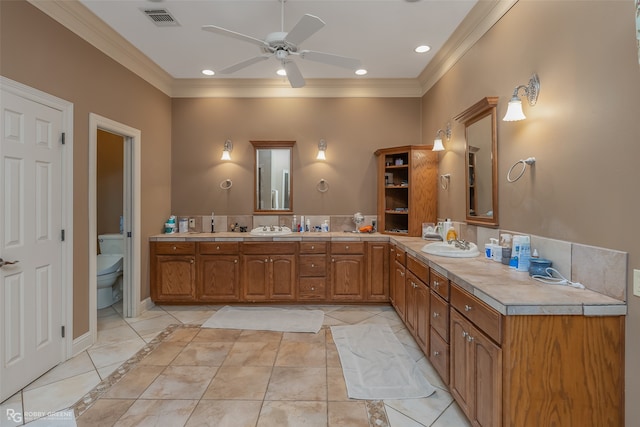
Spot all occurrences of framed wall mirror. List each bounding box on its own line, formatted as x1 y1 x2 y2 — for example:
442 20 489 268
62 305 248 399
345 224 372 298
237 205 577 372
454 97 499 227
251 141 295 213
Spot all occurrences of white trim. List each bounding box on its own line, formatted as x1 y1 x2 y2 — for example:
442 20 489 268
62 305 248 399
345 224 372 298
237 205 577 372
71 331 92 356
0 76 74 361
89 114 141 342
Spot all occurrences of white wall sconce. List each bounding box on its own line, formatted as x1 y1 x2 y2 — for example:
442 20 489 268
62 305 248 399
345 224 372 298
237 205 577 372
317 138 327 160
503 73 540 121
221 139 233 160
432 123 451 152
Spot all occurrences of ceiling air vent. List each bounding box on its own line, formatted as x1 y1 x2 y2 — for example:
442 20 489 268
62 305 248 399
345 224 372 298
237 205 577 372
142 9 180 27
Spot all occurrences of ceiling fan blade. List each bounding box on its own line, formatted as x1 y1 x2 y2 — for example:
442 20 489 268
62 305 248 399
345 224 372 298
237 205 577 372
219 55 271 74
283 61 306 88
284 14 325 46
299 50 361 70
202 25 268 49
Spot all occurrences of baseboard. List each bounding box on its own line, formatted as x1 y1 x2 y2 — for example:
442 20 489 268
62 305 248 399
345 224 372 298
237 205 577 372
71 330 93 357
138 297 155 315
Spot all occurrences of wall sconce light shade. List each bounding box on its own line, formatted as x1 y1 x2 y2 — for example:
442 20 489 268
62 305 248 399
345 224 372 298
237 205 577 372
503 73 540 121
317 139 327 160
221 139 233 160
432 123 451 152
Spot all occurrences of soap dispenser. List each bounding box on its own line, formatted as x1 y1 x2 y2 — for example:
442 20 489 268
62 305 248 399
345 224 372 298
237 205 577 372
446 225 458 241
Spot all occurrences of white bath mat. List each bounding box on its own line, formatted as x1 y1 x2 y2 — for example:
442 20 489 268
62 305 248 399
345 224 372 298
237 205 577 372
331 324 436 400
202 306 324 333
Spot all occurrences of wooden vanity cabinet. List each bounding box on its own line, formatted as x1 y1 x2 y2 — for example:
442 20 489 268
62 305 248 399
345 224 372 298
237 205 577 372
150 242 196 302
450 284 502 427
390 245 406 320
404 255 430 354
197 242 240 302
366 242 389 301
298 241 328 301
330 242 365 301
241 242 297 301
429 268 451 384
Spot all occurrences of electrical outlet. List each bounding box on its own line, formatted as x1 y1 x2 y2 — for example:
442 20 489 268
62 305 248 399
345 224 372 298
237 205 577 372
634 269 640 297
188 218 196 228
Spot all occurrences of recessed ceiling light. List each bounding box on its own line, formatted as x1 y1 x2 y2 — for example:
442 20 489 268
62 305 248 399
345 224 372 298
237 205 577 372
201 69 215 76
415 45 431 53
276 68 287 76
355 69 368 76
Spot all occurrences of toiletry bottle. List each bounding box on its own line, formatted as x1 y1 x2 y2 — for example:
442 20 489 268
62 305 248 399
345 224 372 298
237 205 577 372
500 234 512 265
517 236 531 272
485 242 493 259
490 238 502 262
300 215 305 233
446 226 457 241
321 220 329 232
292 215 297 232
211 212 215 233
305 219 310 232
510 235 522 269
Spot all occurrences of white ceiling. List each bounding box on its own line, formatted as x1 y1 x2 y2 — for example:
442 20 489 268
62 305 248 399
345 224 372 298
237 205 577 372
78 0 478 82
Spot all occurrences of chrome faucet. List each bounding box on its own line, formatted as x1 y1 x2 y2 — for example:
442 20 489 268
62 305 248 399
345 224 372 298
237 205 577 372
448 238 471 250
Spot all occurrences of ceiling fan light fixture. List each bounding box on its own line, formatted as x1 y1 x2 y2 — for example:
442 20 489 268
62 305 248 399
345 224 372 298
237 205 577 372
201 69 215 76
276 68 287 76
415 45 431 53
355 69 368 76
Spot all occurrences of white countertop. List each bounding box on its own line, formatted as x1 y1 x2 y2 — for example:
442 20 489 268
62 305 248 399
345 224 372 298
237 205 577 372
150 232 626 316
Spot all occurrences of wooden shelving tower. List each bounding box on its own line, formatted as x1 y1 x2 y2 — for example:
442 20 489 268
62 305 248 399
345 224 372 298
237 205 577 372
374 145 438 236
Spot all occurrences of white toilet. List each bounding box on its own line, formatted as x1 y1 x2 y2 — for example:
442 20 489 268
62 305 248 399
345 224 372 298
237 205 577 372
97 233 124 309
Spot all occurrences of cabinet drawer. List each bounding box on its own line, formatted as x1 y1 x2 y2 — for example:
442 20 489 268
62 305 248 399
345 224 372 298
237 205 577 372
298 277 327 300
392 245 406 265
330 242 364 254
430 270 449 301
300 242 327 254
299 255 327 277
429 327 450 385
430 291 449 342
242 242 297 254
153 242 195 255
450 283 502 343
407 254 429 283
198 242 239 255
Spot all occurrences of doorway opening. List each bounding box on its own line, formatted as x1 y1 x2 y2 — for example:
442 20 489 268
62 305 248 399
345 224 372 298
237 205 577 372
89 114 141 343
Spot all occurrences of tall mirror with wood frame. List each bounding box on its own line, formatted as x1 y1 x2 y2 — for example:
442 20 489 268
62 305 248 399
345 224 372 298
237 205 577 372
454 97 499 227
251 141 295 213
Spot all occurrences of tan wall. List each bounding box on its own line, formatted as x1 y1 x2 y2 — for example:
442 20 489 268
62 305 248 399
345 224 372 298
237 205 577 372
0 0 173 337
97 130 124 238
171 97 421 217
421 1 640 422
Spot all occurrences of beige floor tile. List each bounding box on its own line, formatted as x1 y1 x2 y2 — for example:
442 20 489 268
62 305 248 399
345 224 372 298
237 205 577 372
171 341 233 366
0 392 23 427
257 401 327 427
103 365 165 399
274 341 326 367
164 327 200 343
97 360 125 380
25 351 95 391
161 306 216 325
236 329 283 343
328 401 370 427
223 341 279 367
75 398 135 427
385 389 454 426
95 323 141 346
327 367 349 401
113 399 198 427
203 365 272 400
431 401 472 427
127 313 179 337
185 400 262 427
265 367 326 401
192 328 242 343
141 365 217 400
87 337 147 369
138 341 187 366
325 309 377 324
282 329 325 343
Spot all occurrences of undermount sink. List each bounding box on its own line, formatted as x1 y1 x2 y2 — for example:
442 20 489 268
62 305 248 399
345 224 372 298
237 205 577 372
250 226 293 236
421 241 479 258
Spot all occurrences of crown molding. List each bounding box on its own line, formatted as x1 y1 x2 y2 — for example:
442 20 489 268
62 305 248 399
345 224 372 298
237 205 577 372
28 0 174 96
417 0 518 95
29 0 513 99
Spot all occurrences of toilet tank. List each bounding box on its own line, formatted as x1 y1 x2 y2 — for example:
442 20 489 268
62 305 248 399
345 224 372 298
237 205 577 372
98 233 124 254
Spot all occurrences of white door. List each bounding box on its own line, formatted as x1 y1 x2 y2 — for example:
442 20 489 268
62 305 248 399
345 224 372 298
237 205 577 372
0 88 65 401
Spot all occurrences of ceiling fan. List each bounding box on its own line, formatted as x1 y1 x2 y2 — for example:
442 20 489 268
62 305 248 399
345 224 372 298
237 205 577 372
202 0 361 88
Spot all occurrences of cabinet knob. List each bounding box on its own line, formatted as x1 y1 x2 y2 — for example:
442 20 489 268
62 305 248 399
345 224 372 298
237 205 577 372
396 252 401 258
332 258 335 262
433 280 439 288
467 335 474 343
311 287 315 291
400 271 405 277
462 331 468 338
433 351 440 356
172 246 177 251
190 259 194 264
464 304 473 312
311 245 315 250
311 264 315 268
234 259 238 264
270 258 274 263
265 259 268 262
433 312 439 318
345 245 350 250
216 245 220 250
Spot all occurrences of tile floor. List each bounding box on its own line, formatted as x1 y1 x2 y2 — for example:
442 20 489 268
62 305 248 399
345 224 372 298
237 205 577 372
1 303 470 426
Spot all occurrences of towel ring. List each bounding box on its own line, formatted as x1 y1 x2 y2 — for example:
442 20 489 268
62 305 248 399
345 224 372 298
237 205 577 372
440 174 451 190
316 179 329 193
507 157 536 183
219 178 233 190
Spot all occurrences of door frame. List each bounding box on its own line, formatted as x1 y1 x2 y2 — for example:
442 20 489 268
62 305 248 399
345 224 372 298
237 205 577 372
89 114 141 341
0 76 74 360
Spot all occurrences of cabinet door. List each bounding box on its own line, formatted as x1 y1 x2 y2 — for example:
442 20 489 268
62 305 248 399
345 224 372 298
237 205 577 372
366 242 389 301
271 255 296 300
152 255 196 302
242 255 269 300
392 261 406 320
198 255 240 302
405 271 419 336
470 322 502 427
415 281 430 354
330 255 365 300
450 309 473 419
